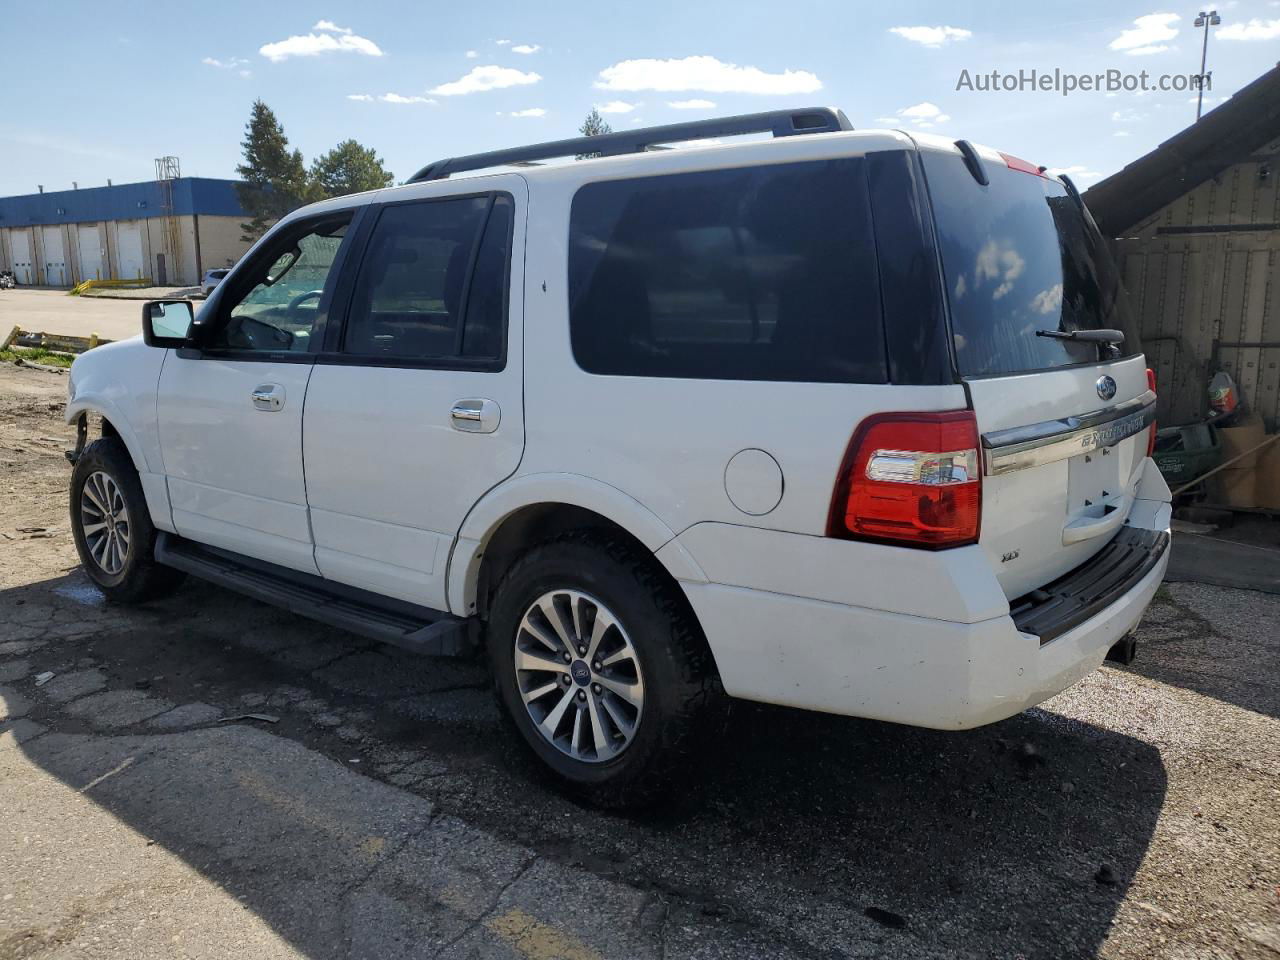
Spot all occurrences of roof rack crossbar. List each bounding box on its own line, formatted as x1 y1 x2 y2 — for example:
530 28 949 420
407 107 853 183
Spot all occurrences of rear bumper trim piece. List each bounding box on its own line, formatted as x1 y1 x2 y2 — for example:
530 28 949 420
1009 525 1169 645
980 389 1156 476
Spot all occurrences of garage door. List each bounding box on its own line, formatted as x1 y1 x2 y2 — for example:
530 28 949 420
77 225 104 282
9 229 34 285
116 222 144 280
42 226 67 286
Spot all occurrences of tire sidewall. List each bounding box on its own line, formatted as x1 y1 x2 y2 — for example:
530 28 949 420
488 539 689 791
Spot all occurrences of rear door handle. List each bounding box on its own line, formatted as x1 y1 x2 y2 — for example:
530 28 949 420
251 383 285 412
450 398 501 434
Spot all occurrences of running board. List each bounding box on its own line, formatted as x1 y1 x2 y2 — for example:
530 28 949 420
154 533 475 657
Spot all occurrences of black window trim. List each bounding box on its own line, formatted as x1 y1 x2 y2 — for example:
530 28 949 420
315 189 516 373
177 205 367 364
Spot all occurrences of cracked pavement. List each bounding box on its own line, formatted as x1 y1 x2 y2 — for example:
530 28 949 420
2 359 1279 959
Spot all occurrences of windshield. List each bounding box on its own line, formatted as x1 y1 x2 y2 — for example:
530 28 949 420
922 152 1141 378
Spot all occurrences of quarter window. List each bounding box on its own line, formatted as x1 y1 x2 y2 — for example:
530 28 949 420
568 159 886 383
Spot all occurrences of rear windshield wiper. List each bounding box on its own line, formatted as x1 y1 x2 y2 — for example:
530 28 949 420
1035 328 1125 344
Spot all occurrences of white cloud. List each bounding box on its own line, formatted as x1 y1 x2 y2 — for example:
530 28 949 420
259 27 383 62
1219 18 1280 40
976 240 1025 300
1030 284 1064 315
380 93 436 104
595 55 821 94
312 20 352 34
1115 130 1131 137
511 44 540 54
888 25 972 47
878 101 951 128
1109 13 1180 54
430 65 541 95
202 56 248 69
668 98 716 109
1125 44 1172 55
509 107 547 117
596 100 638 114
1045 165 1102 182
347 93 374 101
1111 108 1145 123
495 39 511 45
465 50 478 58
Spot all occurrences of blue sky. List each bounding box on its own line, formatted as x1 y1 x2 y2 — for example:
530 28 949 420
4 0 1280 197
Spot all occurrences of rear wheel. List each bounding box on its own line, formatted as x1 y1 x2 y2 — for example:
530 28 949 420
70 437 185 603
487 532 723 807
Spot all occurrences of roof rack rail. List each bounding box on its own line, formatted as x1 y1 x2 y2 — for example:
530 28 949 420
406 107 853 183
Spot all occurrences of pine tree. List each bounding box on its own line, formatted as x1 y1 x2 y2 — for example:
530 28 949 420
234 100 312 241
310 139 395 198
579 108 613 138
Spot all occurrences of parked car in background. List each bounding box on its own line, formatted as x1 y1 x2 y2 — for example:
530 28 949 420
63 108 1171 806
200 268 230 297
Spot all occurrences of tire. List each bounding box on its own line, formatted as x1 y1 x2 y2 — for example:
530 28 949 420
487 531 724 808
69 437 185 603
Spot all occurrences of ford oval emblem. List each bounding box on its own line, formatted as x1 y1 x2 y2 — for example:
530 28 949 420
1096 375 1117 401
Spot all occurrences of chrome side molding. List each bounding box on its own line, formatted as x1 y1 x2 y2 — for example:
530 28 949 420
981 390 1156 477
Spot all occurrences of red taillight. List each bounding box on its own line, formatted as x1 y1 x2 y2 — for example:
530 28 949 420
827 411 982 549
1146 367 1158 456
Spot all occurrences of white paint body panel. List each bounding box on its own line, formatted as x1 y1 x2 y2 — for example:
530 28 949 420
157 356 318 573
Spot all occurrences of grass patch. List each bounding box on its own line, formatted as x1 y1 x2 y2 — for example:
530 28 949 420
0 347 75 368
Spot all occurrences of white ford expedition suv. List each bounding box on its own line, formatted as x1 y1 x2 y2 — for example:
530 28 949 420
64 109 1170 804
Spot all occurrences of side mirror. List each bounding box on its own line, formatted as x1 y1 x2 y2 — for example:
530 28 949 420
142 300 194 348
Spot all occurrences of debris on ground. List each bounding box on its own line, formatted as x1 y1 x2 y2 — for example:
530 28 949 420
216 713 280 725
33 671 55 686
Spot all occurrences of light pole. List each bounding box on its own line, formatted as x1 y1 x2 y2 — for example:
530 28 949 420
1194 10 1221 121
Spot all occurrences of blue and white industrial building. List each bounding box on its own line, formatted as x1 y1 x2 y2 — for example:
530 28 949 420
0 178 252 288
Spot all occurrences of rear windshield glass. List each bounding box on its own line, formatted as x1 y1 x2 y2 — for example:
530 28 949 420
568 159 886 384
922 153 1141 377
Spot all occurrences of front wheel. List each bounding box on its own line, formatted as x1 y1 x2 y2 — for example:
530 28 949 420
487 532 723 807
70 437 185 603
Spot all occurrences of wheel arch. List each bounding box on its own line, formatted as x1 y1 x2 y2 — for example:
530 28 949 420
448 474 708 623
66 400 147 475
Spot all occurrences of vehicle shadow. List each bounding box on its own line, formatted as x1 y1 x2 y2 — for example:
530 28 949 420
3 571 1168 959
1121 580 1280 721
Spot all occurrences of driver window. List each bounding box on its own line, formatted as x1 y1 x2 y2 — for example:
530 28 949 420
211 215 351 352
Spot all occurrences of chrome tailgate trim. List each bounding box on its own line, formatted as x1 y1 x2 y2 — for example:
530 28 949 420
981 389 1156 477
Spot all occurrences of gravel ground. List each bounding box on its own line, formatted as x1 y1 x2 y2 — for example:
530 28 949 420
1 360 1278 959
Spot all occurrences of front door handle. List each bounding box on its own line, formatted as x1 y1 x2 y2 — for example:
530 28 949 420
251 383 285 412
450 398 501 434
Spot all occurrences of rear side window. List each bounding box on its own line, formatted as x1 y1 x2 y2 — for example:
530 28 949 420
922 153 1141 377
343 194 511 362
568 159 886 383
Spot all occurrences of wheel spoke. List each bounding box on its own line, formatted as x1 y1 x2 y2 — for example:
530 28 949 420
515 648 569 675
81 521 108 536
538 595 577 653
570 705 584 757
520 615 561 654
585 607 616 661
597 675 643 708
115 522 130 548
600 646 632 669
539 688 577 741
585 691 612 759
82 481 108 515
521 680 560 704
601 693 636 742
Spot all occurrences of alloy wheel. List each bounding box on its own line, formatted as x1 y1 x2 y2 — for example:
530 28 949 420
513 589 645 763
80 470 131 575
